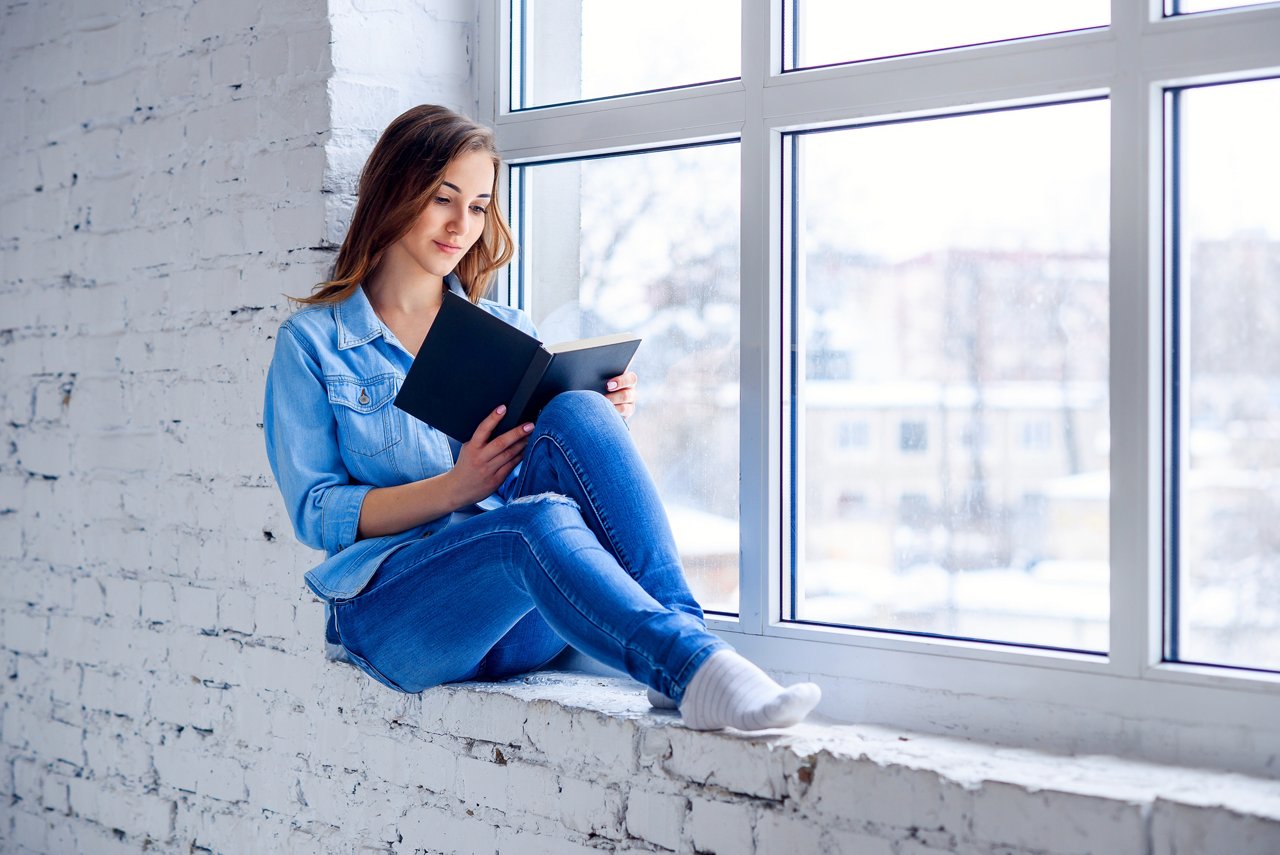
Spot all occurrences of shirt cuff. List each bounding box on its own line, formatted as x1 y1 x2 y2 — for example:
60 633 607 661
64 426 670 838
320 483 374 554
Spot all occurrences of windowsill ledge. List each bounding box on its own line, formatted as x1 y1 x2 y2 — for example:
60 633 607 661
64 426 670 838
390 666 1280 853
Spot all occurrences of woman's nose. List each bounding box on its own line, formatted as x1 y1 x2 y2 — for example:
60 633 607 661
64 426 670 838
447 210 465 236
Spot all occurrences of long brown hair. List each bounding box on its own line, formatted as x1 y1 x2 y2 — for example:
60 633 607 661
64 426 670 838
295 105 515 305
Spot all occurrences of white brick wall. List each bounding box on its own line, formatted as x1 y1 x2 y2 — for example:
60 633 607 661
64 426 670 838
3 2 1279 854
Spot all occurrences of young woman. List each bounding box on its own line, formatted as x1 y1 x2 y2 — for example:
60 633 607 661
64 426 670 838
263 104 820 731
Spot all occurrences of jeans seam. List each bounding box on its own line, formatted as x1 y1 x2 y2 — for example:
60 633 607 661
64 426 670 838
518 432 635 574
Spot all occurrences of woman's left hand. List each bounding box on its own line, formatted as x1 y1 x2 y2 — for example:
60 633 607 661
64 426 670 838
605 371 638 421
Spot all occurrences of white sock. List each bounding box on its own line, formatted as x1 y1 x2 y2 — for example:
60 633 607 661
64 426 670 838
679 649 821 731
646 687 677 709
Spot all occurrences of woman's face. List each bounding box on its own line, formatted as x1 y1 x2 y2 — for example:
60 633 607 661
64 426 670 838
400 149 496 280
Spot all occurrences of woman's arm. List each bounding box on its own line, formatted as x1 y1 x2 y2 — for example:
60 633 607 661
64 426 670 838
264 324 374 554
356 404 533 539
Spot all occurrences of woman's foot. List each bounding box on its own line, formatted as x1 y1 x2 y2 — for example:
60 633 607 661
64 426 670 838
678 649 821 731
647 687 678 709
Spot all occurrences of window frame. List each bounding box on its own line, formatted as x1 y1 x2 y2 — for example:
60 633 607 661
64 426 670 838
478 0 1280 775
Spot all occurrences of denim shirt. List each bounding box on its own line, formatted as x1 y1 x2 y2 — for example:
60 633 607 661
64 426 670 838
262 274 537 656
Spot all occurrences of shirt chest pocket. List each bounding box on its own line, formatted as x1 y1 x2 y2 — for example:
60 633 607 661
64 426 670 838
327 375 402 457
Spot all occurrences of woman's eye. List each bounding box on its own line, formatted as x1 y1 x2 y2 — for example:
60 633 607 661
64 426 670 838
434 196 450 205
470 205 488 215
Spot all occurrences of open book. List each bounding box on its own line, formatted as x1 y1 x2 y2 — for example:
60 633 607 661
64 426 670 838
394 290 641 442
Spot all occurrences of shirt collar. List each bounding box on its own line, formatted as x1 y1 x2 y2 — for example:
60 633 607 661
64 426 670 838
335 273 468 350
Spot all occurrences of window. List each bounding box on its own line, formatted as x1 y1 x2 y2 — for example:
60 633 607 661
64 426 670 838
834 490 867 519
898 420 928 454
1168 1 1278 14
836 420 869 450
510 143 742 616
784 0 1109 70
511 0 740 109
1021 419 1053 452
1168 77 1280 672
481 0 1280 773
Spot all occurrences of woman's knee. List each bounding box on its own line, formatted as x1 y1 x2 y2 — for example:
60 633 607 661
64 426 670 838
538 389 617 435
505 492 588 541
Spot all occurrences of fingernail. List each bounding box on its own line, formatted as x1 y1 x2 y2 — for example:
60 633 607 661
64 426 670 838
607 380 618 391
496 405 507 414
523 423 534 432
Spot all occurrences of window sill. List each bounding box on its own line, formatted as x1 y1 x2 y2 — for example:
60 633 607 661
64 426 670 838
394 662 1280 854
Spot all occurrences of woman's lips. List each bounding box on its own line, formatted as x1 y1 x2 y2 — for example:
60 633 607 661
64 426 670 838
433 240 462 254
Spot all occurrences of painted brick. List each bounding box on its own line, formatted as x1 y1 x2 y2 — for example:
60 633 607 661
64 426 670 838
245 762 300 816
663 727 788 800
440 686 529 746
803 752 973 833
101 576 141 620
456 754 510 806
69 576 106 619
81 667 146 718
10 809 50 852
559 774 625 839
252 594 296 638
371 735 458 795
174 584 218 631
626 788 687 851
505 759 562 817
1151 798 1280 855
217 589 255 634
3 612 48 655
139 580 175 624
690 795 755 855
756 809 826 853
399 804 500 853
971 782 1147 854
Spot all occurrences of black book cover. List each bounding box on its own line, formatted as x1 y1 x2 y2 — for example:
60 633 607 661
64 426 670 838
394 290 640 442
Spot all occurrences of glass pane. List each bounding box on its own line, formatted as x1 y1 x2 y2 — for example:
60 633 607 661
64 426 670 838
1173 1 1275 13
515 144 741 614
791 101 1111 650
516 0 740 109
787 0 1108 70
1175 78 1280 672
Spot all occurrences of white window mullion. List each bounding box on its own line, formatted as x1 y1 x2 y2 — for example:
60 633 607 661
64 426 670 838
477 0 503 124
725 0 774 636
761 29 1114 129
1106 0 1164 679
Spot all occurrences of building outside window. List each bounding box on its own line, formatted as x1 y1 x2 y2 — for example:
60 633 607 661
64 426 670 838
898 420 928 454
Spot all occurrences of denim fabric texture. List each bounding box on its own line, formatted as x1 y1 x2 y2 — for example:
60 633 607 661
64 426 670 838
334 392 727 701
263 277 726 701
263 275 525 604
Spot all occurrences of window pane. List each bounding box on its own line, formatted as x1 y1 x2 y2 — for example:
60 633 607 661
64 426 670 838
514 144 741 614
1172 1 1275 13
515 0 739 109
790 101 1110 650
1174 78 1280 672
786 0 1108 70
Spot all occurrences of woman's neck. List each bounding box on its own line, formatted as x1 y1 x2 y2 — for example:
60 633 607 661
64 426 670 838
364 254 447 317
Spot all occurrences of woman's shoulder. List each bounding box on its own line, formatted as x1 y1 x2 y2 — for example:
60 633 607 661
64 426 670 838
277 302 338 349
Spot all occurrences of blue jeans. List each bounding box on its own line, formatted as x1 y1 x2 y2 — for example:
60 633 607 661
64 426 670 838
332 391 730 703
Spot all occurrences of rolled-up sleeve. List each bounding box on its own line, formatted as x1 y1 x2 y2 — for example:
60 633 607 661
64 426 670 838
263 322 371 555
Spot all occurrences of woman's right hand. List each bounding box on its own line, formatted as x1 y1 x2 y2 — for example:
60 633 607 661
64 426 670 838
445 405 534 507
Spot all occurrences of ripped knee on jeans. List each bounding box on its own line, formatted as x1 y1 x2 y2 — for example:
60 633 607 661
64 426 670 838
510 491 580 511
